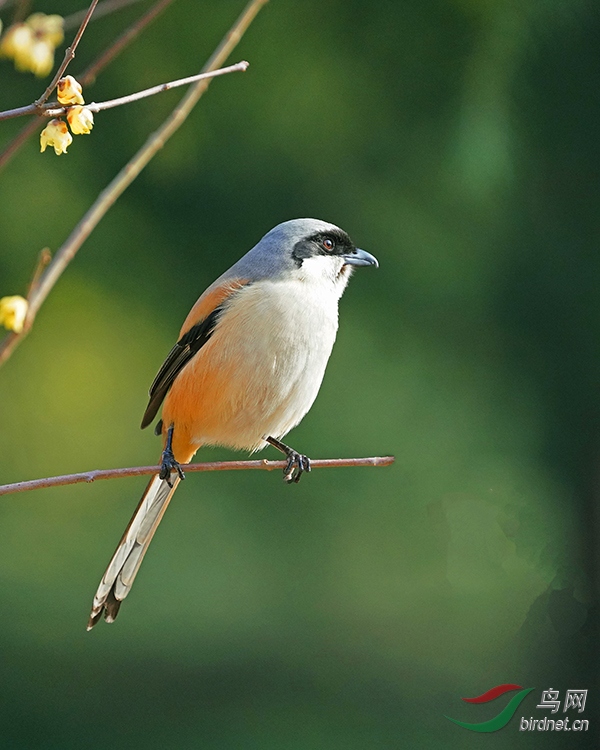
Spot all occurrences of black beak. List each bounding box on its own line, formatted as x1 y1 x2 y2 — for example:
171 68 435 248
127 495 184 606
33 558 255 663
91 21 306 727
343 247 379 268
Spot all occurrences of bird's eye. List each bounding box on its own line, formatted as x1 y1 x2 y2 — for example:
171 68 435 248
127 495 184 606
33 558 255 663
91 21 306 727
322 238 335 251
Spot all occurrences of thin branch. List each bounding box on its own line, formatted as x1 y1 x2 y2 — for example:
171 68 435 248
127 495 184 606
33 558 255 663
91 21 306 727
0 117 40 171
26 247 52 298
63 0 145 30
0 61 248 121
11 0 31 23
0 457 396 497
0 0 177 171
0 0 268 367
35 0 99 108
78 0 176 86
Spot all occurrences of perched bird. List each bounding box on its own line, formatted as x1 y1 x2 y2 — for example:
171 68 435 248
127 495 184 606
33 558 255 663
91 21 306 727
87 218 378 629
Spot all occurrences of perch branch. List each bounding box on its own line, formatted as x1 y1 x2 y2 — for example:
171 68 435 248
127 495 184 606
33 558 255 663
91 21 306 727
0 457 396 496
0 0 268 367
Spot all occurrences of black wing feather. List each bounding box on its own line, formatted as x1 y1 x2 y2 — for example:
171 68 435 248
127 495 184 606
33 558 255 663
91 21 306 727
140 306 223 429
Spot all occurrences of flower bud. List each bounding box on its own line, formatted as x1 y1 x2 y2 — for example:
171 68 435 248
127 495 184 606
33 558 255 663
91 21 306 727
0 296 28 334
57 75 85 105
67 106 94 135
40 119 73 155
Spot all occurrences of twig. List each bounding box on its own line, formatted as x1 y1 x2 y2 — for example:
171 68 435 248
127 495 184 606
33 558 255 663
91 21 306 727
35 0 100 108
0 61 248 121
11 0 30 23
0 457 396 497
0 0 177 171
0 0 268 367
0 117 40 171
26 247 52 298
63 0 145 30
78 0 176 86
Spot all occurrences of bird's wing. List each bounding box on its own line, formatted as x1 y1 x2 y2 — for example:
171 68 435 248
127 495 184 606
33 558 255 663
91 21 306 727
140 279 249 429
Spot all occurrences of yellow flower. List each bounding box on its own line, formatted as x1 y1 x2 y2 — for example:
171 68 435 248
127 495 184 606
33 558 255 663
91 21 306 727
19 39 54 77
0 23 34 61
40 119 73 155
67 106 94 135
0 13 63 77
0 296 28 334
57 75 85 105
26 13 64 48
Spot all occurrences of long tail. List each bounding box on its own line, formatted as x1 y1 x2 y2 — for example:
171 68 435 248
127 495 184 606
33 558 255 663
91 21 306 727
87 471 181 630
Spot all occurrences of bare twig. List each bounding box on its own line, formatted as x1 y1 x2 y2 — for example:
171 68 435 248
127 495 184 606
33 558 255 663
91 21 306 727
0 0 268 367
63 0 145 30
0 0 177 170
11 0 31 23
78 0 176 86
0 60 248 121
0 456 396 497
35 0 100 108
26 247 52 298
0 118 40 171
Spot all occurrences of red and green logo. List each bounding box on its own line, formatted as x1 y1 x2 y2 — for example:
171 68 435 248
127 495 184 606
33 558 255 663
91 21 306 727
445 684 534 733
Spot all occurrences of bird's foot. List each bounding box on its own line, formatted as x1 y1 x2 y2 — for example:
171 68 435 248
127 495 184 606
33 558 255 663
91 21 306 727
159 448 185 486
266 436 311 484
159 423 185 486
283 450 311 484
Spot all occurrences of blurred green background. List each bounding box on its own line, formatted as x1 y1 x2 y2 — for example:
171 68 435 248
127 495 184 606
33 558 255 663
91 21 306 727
0 0 598 746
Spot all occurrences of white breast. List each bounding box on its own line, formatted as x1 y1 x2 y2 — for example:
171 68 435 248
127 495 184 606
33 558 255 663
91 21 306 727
193 275 341 451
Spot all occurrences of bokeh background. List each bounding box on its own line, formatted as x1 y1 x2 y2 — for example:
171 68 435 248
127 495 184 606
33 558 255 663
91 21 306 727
0 0 598 746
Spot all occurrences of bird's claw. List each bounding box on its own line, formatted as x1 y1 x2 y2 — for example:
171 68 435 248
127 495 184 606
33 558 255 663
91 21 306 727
283 451 311 484
159 449 185 486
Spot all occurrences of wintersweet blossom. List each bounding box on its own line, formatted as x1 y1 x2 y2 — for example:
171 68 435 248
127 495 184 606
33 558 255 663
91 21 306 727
0 13 64 77
0 296 29 334
57 75 85 106
21 39 54 77
40 119 72 155
0 23 34 63
26 13 64 47
67 106 94 135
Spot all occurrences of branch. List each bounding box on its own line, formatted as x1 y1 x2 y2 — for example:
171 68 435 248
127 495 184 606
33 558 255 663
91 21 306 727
63 0 145 30
35 0 100 108
0 117 40 171
0 0 177 170
78 0 176 86
0 457 396 497
0 0 268 367
0 61 249 121
11 0 30 23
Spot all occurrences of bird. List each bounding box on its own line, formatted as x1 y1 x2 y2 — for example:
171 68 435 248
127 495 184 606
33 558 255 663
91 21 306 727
87 218 378 629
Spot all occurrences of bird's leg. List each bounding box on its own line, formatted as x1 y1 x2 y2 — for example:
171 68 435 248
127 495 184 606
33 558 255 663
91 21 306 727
159 423 185 485
266 436 311 484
